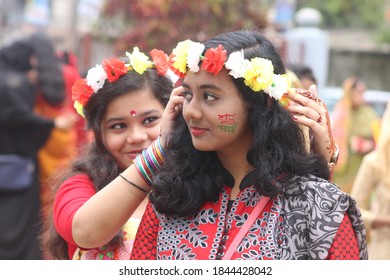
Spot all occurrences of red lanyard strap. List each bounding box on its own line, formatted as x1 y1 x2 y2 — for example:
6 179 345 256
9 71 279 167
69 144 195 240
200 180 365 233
222 196 271 260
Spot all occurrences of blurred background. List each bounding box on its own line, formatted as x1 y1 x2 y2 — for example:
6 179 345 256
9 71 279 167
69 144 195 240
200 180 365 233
0 0 389 93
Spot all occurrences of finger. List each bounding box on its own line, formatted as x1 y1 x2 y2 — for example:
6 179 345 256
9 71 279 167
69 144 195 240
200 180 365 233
170 86 184 97
292 114 322 129
292 115 328 132
166 96 184 112
288 90 322 109
287 100 322 122
166 87 185 112
288 92 328 120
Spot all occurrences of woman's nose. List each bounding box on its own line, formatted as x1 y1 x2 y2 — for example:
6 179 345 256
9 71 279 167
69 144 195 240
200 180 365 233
126 127 148 143
184 99 202 120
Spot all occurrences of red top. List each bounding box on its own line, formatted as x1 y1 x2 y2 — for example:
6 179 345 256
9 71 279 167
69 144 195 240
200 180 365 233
53 174 96 259
130 201 360 260
130 173 363 260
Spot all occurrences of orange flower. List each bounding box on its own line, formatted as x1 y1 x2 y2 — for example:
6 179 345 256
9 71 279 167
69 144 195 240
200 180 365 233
150 49 169 76
201 44 227 75
102 58 127 82
71 79 94 106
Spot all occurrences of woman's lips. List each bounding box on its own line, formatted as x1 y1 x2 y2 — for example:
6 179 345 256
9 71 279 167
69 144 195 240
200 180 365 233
127 149 144 159
190 126 208 136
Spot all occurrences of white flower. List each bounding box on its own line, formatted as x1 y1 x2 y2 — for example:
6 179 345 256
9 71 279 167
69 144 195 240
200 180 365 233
86 64 107 92
225 50 246 79
264 74 290 100
186 42 204 72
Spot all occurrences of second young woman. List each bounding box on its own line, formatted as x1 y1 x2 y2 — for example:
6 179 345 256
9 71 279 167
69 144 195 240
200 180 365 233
41 48 175 259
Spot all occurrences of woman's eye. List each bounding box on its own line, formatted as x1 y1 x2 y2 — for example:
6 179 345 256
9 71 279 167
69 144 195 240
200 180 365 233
111 123 126 129
204 93 218 101
143 116 159 124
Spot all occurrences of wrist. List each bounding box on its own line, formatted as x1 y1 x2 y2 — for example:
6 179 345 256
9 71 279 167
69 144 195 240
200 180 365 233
133 137 167 186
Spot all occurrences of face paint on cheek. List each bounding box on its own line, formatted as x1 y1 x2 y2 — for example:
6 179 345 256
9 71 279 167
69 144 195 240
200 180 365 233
130 110 136 116
217 113 238 134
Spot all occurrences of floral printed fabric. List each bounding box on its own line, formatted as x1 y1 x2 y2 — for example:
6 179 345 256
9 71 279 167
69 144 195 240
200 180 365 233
280 175 367 259
131 175 368 260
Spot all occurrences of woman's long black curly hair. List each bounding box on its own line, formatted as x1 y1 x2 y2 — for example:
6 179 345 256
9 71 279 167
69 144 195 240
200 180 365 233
40 68 172 259
150 30 330 217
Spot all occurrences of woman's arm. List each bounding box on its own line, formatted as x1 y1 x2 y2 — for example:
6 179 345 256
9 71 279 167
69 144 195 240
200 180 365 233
72 164 150 248
71 87 185 248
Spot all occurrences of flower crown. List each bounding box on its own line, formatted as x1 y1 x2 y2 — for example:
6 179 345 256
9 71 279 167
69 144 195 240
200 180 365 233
169 39 291 101
71 47 178 117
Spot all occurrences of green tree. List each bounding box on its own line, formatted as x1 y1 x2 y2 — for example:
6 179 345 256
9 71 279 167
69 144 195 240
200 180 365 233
296 0 385 29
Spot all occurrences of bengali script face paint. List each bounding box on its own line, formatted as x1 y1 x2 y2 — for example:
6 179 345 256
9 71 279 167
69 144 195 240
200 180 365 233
217 113 238 134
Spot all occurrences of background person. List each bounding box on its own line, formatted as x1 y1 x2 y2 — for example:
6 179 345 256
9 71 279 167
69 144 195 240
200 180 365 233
287 63 317 90
28 34 81 219
332 76 379 193
351 101 390 259
0 35 75 260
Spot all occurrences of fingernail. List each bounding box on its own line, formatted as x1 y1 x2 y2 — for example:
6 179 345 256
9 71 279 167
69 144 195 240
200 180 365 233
292 115 298 121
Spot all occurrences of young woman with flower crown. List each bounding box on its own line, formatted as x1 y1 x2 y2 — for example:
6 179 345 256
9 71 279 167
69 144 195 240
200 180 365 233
40 48 177 259
128 30 367 260
45 31 364 260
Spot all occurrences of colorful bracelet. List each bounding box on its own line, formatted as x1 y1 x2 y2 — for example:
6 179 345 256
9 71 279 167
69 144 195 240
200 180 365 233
133 136 166 186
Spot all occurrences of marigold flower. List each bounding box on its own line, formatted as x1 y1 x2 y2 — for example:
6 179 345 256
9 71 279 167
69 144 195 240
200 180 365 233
172 39 192 74
243 57 274 92
126 47 152 75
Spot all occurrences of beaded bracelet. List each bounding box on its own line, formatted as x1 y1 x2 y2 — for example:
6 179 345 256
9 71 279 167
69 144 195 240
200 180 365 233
133 136 166 186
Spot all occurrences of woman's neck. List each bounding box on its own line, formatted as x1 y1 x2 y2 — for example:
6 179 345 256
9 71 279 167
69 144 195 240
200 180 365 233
218 151 254 200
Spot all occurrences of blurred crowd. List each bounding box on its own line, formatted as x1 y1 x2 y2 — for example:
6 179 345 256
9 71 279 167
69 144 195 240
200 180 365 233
0 31 88 259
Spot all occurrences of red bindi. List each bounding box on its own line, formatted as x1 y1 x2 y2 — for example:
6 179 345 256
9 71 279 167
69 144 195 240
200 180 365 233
130 110 136 116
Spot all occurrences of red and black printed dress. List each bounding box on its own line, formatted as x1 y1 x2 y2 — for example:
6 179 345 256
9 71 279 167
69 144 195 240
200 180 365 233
130 172 368 260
